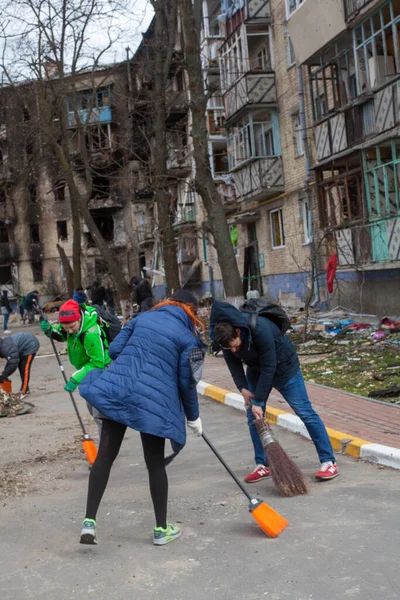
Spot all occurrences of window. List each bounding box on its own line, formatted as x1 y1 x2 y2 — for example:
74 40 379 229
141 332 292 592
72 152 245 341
317 157 363 227
270 208 285 248
300 199 313 244
293 113 304 157
353 1 400 94
227 110 280 170
285 26 295 67
57 221 68 241
54 179 66 202
309 46 356 122
286 0 306 18
0 221 8 243
32 261 43 282
85 124 112 153
364 141 400 220
30 223 40 244
28 183 37 204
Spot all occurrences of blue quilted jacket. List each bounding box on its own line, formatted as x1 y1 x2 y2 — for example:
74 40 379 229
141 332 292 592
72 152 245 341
79 304 206 449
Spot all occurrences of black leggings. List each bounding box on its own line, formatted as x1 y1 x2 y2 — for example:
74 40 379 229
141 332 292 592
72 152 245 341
85 419 168 528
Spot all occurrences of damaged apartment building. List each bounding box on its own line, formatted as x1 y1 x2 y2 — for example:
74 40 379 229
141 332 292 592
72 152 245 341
288 0 400 313
0 64 139 301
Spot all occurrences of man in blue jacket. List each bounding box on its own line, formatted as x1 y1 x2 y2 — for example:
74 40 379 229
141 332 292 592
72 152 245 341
211 301 338 483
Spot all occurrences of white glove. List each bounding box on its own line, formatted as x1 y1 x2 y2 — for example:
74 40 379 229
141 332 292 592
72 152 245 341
187 417 202 437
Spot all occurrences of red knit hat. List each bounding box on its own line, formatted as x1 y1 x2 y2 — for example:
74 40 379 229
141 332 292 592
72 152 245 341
58 299 81 323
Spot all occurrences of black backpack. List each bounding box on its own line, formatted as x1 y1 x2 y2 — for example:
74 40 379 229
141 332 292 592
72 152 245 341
80 304 122 346
240 298 291 336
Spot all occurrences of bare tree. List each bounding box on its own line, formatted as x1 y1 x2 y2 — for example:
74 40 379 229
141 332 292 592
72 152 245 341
179 0 243 298
0 0 140 315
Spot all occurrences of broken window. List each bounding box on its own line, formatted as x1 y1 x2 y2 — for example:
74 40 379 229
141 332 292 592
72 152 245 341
309 45 356 122
85 124 112 153
227 109 280 169
84 232 96 248
54 179 66 202
270 208 285 248
32 261 43 282
28 183 37 204
317 156 363 227
91 173 110 200
300 198 313 244
286 0 306 18
353 1 400 94
0 221 8 243
364 140 400 219
30 223 40 244
285 25 296 68
0 266 11 284
212 144 229 175
57 221 68 241
92 213 114 242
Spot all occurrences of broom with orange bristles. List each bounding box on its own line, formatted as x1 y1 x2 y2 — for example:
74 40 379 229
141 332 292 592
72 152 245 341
40 310 97 466
255 418 308 497
202 433 288 538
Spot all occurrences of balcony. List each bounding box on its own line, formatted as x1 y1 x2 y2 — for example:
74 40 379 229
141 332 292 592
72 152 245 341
233 157 284 202
67 106 112 128
166 148 191 175
173 203 196 229
137 225 155 246
0 242 18 264
166 91 188 118
88 192 124 211
246 0 271 19
344 0 375 22
201 38 223 72
224 73 276 121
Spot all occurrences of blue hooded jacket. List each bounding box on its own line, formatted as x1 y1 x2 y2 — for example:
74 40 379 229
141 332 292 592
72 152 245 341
210 301 299 405
79 304 206 449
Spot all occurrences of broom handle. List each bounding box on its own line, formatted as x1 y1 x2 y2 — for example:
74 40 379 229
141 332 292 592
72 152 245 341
40 309 88 437
201 433 252 502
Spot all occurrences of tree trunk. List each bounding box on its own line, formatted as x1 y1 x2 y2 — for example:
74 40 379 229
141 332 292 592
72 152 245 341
180 0 243 298
152 0 180 295
70 192 82 288
56 243 74 297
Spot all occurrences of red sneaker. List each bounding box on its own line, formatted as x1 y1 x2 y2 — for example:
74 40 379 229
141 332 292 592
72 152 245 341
244 465 271 483
315 462 339 480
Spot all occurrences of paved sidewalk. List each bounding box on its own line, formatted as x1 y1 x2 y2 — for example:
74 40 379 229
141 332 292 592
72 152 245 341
203 355 400 450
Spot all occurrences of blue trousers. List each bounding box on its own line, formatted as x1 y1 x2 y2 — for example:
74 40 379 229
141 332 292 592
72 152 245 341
3 311 9 331
246 370 335 465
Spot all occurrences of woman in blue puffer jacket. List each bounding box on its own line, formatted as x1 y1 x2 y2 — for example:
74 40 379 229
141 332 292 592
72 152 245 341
78 290 206 547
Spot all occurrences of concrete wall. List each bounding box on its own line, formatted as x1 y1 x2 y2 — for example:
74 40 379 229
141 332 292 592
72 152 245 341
287 0 347 65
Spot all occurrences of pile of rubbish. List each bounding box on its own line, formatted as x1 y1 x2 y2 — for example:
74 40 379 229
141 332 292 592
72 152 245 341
0 388 32 418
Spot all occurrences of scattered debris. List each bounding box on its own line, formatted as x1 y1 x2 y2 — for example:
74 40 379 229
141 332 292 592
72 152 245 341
0 388 34 418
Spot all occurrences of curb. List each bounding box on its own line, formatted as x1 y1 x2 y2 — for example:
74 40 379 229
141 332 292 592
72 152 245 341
197 380 400 470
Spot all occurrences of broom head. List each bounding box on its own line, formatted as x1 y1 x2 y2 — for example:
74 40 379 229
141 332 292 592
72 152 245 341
81 436 97 466
250 498 288 538
255 418 308 497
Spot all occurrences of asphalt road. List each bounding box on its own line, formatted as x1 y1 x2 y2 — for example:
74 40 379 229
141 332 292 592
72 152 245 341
0 339 399 600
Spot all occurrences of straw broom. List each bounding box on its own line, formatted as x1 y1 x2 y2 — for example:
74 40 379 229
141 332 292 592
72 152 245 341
255 418 308 497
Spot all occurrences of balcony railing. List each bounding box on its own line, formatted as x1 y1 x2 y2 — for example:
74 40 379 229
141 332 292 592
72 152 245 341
224 73 276 121
137 225 155 245
67 106 112 128
173 204 196 227
344 0 374 22
166 148 191 172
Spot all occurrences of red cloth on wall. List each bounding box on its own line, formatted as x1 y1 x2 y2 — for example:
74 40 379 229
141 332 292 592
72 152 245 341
325 254 337 294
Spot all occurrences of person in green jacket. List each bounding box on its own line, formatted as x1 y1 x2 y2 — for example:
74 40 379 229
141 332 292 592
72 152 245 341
40 299 111 436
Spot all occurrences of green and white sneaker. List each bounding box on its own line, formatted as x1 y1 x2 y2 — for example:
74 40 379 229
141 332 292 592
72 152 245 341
153 523 182 546
80 519 97 545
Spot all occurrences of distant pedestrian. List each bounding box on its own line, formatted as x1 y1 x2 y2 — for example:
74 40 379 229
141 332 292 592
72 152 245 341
0 290 13 333
135 276 154 312
73 287 88 304
0 332 40 398
104 284 115 315
23 290 39 324
91 281 106 306
17 293 25 322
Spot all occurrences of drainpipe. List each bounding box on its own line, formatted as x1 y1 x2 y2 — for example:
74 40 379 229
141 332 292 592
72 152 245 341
298 66 320 308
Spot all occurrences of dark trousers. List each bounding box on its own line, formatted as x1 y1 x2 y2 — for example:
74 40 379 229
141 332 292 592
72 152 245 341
85 419 168 528
18 353 36 393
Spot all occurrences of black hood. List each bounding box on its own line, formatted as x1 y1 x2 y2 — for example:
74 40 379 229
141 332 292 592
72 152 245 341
210 301 249 337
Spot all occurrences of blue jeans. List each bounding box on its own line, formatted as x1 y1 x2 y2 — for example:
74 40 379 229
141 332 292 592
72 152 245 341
3 311 9 331
246 370 335 465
